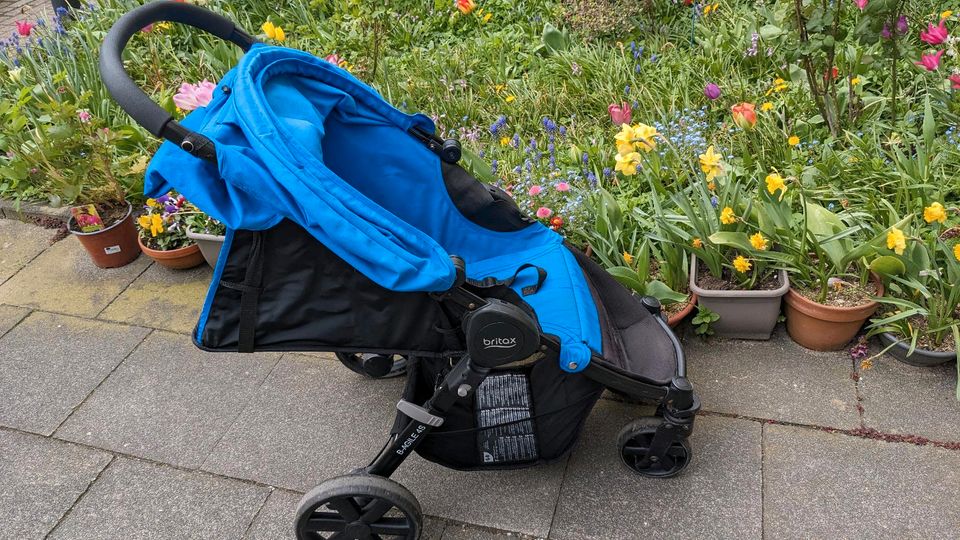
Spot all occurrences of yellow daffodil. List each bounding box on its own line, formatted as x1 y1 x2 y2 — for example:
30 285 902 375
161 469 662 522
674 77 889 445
699 145 724 181
760 102 774 112
482 12 492 23
942 10 953 20
505 95 515 103
851 76 861 85
614 124 636 154
623 251 634 264
954 244 960 262
733 255 752 273
8 67 22 82
765 172 787 200
720 206 736 225
788 135 800 146
886 227 906 255
923 202 947 224
262 21 285 41
614 151 641 176
500 136 510 146
749 232 768 251
632 123 658 152
692 238 703 249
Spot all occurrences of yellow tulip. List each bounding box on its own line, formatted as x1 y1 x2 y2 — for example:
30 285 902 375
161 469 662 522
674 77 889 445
765 173 787 200
720 206 736 225
923 202 947 224
886 227 906 255
750 233 768 251
699 145 724 181
954 244 960 262
733 255 752 273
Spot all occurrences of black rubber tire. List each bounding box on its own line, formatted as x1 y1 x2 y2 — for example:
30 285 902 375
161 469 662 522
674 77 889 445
616 416 691 478
294 474 422 539
335 353 407 379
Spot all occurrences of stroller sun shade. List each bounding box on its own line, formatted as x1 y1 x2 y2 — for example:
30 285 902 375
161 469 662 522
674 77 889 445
146 44 602 371
147 44 456 292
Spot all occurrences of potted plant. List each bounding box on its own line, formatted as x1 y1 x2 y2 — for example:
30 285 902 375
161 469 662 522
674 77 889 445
136 191 205 269
185 213 227 268
868 208 959 368
1 93 144 268
582 189 692 327
663 176 790 340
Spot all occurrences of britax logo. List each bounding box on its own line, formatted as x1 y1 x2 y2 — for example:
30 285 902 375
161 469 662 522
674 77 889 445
482 337 517 349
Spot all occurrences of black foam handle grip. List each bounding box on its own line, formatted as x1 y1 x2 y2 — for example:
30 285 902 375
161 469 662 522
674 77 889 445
98 1 255 160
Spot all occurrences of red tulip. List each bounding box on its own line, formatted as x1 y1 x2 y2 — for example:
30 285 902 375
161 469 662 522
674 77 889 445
949 74 960 89
456 0 476 14
920 20 948 45
608 102 632 125
916 50 945 71
15 20 34 36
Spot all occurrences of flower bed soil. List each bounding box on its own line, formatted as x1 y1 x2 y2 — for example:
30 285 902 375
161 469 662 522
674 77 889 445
695 264 782 292
794 280 879 309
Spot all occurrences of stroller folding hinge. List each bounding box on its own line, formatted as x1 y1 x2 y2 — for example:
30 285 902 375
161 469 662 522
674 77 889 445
396 400 444 427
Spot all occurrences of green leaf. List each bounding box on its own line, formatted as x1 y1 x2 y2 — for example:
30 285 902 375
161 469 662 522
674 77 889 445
646 280 689 305
922 95 935 152
459 147 494 183
759 24 784 39
606 266 646 295
869 255 906 277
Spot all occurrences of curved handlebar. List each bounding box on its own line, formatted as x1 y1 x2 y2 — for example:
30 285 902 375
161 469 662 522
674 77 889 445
99 1 256 162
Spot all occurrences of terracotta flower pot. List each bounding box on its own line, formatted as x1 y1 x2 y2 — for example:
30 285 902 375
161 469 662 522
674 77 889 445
137 236 205 270
68 203 141 269
877 332 956 367
783 276 883 351
689 255 789 340
667 293 698 328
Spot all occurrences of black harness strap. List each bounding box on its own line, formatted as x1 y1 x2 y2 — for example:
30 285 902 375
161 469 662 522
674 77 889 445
219 232 264 353
467 263 547 296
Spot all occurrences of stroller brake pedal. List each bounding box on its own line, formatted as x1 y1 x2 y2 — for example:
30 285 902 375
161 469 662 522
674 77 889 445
396 400 445 427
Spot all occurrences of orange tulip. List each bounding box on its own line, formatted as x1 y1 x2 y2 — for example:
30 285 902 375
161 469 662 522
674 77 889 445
731 102 757 130
457 0 476 14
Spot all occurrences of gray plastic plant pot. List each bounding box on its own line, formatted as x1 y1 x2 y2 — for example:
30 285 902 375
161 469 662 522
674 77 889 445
185 228 225 268
878 332 957 367
689 255 789 340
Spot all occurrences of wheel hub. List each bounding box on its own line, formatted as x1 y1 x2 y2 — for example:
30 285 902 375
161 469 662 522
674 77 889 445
344 520 371 539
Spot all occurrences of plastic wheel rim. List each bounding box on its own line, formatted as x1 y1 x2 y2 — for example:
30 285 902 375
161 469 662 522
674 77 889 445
296 495 416 539
619 431 690 478
335 353 408 379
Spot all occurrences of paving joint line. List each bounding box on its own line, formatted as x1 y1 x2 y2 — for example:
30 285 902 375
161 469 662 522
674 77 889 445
759 422 765 540
239 486 275 539
0 306 32 341
93 260 154 319
49 328 155 438
42 454 117 540
698 409 960 450
0 227 62 289
545 453 573 539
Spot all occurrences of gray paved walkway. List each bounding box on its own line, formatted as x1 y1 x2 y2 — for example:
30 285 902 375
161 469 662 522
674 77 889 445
0 0 40 32
0 218 958 539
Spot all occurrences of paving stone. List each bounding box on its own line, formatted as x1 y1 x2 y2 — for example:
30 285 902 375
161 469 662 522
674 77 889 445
202 353 405 488
763 423 960 539
442 523 542 539
56 331 279 468
0 219 54 285
99 263 211 334
204 354 565 537
551 402 762 540
48 457 269 540
684 328 860 428
858 356 960 442
0 304 28 337
0 430 111 540
0 237 150 317
0 311 149 435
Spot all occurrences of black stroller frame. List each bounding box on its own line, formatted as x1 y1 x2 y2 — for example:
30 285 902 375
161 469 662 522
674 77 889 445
100 3 700 539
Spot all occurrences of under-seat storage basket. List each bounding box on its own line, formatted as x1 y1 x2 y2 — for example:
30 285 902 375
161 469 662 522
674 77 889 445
397 355 604 470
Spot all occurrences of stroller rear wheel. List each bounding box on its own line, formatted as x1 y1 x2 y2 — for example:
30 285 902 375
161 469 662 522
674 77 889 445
335 353 408 379
617 416 691 478
294 474 422 539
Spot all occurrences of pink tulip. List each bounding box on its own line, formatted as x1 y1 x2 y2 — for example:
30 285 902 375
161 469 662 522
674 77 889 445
555 182 570 192
853 0 867 10
915 50 945 71
704 82 721 100
950 74 960 89
173 80 216 111
528 185 542 196
325 53 343 65
608 102 632 125
15 21 34 36
920 20 948 45
536 207 553 218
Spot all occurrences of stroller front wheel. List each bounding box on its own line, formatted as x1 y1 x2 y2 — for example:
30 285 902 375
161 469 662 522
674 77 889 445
617 417 692 478
294 474 422 540
335 353 408 379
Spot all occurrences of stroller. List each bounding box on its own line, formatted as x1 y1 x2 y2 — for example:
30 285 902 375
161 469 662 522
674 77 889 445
100 3 700 538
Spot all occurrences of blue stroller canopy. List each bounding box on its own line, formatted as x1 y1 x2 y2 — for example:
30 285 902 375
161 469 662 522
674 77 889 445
146 44 601 372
